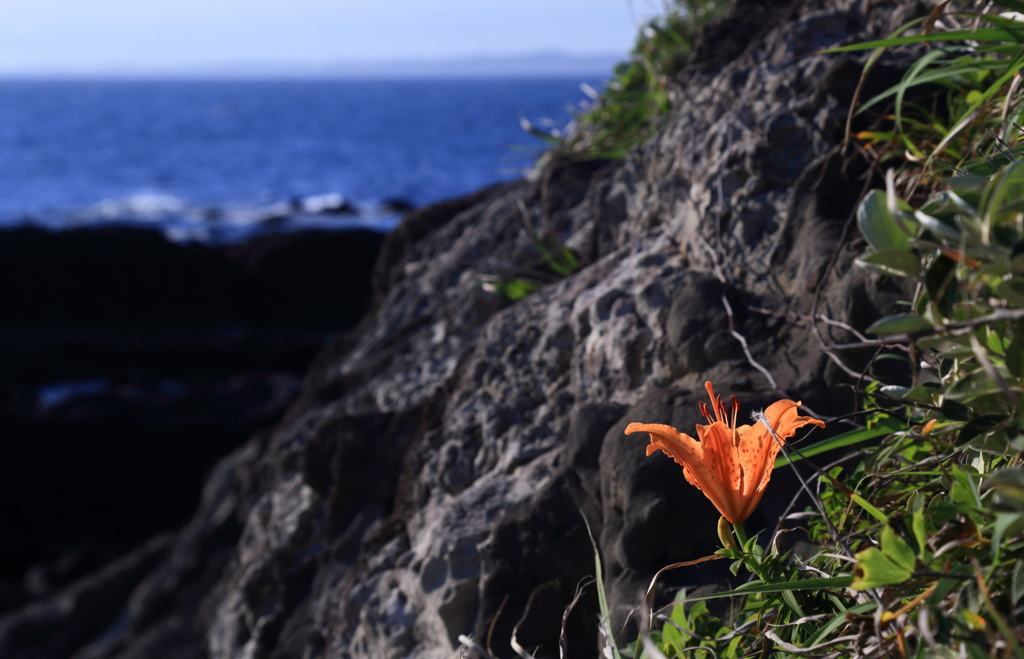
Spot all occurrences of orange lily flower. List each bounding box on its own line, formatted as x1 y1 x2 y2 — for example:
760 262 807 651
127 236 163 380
626 382 825 523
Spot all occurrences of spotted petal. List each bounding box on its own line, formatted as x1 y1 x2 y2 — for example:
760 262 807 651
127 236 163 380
694 422 746 522
627 384 826 524
625 422 705 491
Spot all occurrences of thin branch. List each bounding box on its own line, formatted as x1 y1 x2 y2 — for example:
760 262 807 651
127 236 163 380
487 594 509 658
697 234 789 399
458 635 494 659
809 149 883 382
559 577 594 659
511 580 558 659
755 411 857 561
828 308 1024 350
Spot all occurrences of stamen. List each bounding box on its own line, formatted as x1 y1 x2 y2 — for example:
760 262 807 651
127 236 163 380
730 396 740 429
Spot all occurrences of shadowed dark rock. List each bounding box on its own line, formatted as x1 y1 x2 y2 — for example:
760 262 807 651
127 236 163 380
378 197 416 214
0 226 383 331
0 227 384 592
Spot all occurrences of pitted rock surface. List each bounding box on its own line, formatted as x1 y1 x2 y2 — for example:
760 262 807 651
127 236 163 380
0 1 924 657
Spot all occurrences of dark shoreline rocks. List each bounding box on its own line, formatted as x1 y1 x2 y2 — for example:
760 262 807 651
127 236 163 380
0 225 384 596
0 225 384 331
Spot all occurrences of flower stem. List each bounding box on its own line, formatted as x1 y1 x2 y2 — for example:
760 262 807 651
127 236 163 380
732 521 769 581
732 521 748 549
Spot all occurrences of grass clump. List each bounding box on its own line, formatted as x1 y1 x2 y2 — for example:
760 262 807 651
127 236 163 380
494 2 729 302
838 2 1024 196
526 0 730 160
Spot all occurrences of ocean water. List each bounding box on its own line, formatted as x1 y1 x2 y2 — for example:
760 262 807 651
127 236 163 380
0 78 599 243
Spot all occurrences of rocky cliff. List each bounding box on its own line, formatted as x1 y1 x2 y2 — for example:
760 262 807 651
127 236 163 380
0 1 919 657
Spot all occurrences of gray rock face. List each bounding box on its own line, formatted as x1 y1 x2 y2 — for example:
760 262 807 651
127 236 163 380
0 1 922 657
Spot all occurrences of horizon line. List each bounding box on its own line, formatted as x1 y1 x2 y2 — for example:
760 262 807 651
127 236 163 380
0 50 626 80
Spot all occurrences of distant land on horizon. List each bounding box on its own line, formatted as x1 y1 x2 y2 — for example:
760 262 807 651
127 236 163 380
0 52 624 79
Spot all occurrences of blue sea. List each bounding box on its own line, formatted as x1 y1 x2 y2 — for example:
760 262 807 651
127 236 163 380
0 78 600 243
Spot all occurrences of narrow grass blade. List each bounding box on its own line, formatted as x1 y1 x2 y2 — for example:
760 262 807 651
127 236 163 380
775 417 903 469
643 555 725 629
581 512 623 659
825 26 1024 53
680 576 855 602
807 601 878 646
851 493 890 523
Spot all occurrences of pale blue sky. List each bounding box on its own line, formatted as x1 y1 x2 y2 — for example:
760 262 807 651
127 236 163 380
0 0 666 74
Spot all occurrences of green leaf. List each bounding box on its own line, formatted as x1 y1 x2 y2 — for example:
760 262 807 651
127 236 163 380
583 515 622 659
858 190 914 251
485 278 539 301
825 27 1024 54
973 429 1010 454
851 546 913 590
990 512 1024 567
781 589 805 619
933 50 1024 165
912 506 928 559
856 249 921 278
941 399 973 422
807 602 878 646
850 526 916 591
985 467 1024 512
949 466 982 508
996 277 1024 307
866 313 933 335
948 371 1012 401
1013 559 1024 606
881 383 935 403
958 415 1005 445
914 209 962 240
924 254 960 320
982 151 1024 230
946 183 986 212
880 525 916 573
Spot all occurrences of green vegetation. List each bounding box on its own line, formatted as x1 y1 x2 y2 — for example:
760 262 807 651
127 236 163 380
617 3 1024 657
479 206 580 301
839 4 1024 194
525 0 730 160
622 159 1024 659
491 2 729 302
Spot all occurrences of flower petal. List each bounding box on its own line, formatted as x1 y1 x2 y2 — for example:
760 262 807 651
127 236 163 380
733 423 774 523
732 400 826 521
764 399 827 441
626 422 702 486
625 422 734 518
695 422 745 522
